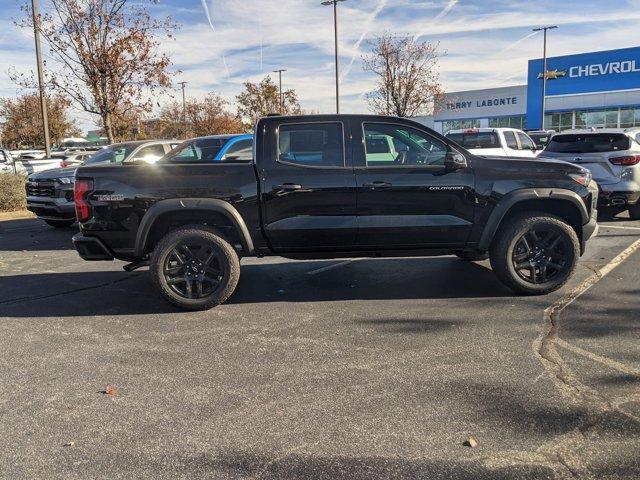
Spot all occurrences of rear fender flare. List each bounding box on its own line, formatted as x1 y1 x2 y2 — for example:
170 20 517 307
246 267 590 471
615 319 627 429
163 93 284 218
135 198 254 258
478 188 589 251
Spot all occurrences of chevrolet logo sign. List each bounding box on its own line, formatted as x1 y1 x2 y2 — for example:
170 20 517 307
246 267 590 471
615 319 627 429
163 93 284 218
538 69 567 80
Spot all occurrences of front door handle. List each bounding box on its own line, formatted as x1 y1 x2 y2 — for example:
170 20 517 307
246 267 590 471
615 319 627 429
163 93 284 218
274 183 302 191
363 181 392 189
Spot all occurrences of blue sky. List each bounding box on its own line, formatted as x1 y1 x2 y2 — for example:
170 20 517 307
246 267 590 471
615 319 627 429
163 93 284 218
1 0 639 132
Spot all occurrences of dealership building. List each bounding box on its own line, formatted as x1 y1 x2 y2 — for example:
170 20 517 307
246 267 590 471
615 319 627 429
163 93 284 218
418 46 640 134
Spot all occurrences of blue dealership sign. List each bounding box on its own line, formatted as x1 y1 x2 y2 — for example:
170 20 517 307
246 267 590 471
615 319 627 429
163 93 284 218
527 46 640 129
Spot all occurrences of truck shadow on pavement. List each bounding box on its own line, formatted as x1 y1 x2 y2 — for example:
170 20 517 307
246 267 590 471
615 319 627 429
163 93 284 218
0 258 514 317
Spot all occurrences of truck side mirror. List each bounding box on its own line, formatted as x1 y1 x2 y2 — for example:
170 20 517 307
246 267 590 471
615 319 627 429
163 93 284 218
445 152 467 171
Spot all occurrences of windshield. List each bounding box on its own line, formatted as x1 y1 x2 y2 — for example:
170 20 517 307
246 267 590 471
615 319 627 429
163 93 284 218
161 138 226 163
447 131 500 149
83 144 138 165
545 134 631 154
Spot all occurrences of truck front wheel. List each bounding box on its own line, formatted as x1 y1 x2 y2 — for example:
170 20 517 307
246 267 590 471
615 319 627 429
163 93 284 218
490 213 579 295
150 227 240 310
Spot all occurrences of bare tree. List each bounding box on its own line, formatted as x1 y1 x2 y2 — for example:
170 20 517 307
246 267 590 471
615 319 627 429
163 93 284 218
236 76 302 129
363 34 445 117
0 93 80 148
14 0 177 143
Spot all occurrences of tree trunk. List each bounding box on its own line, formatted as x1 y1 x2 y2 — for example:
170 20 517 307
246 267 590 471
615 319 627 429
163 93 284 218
103 112 115 144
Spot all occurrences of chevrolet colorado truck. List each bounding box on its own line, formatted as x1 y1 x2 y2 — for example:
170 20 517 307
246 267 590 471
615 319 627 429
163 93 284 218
72 115 599 310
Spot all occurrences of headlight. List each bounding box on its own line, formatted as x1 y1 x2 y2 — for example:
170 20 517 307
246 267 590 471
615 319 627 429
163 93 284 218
568 169 592 186
56 177 74 184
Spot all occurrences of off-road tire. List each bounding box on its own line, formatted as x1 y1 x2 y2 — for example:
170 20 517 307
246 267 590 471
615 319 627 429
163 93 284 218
490 213 579 295
150 227 240 310
455 251 490 262
44 219 75 228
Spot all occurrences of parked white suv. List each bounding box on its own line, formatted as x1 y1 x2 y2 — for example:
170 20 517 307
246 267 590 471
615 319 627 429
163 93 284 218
539 129 640 219
445 128 538 158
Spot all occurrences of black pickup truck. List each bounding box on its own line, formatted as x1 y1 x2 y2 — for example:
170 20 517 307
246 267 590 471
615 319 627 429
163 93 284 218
72 114 599 310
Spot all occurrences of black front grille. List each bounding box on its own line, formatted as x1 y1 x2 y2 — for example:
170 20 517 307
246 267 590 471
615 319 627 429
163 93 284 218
26 181 55 197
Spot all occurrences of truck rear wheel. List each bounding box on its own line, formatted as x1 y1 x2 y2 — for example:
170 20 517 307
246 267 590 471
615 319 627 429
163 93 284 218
489 213 579 295
150 227 240 310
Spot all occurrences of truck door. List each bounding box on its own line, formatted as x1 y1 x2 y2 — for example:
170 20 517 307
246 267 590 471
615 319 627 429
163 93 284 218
353 119 476 248
259 119 357 252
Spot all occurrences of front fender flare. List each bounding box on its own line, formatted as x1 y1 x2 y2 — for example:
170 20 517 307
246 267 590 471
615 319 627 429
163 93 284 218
478 188 589 251
134 198 255 258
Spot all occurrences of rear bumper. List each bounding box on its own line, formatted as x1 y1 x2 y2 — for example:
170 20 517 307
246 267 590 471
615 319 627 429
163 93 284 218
597 190 640 208
72 234 114 261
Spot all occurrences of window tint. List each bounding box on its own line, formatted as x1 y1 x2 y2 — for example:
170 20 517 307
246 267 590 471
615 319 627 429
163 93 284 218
278 123 344 167
546 134 631 153
133 144 166 163
83 144 137 165
223 138 253 162
447 131 499 149
364 123 448 167
517 132 536 150
504 131 519 149
162 138 226 163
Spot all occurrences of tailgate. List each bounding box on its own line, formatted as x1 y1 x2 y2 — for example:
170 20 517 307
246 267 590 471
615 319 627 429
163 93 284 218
541 152 622 185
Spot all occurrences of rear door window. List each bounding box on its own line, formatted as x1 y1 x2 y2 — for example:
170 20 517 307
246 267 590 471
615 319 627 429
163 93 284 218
278 122 344 167
503 131 519 149
223 139 253 162
546 134 631 153
447 131 500 149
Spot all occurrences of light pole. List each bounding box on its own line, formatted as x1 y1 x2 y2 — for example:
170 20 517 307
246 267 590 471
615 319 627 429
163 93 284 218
31 0 51 157
273 69 287 114
321 0 346 114
178 81 188 138
533 25 558 130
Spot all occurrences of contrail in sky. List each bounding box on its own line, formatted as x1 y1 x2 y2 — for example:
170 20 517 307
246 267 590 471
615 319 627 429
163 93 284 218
201 0 231 78
497 30 538 55
340 0 388 82
415 0 460 41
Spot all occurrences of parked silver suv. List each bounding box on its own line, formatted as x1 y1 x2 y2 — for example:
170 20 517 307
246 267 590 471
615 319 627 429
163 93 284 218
539 129 640 219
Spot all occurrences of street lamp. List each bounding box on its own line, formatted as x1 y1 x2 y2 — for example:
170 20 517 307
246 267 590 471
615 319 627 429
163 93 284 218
178 81 188 138
533 25 558 130
31 0 51 157
273 69 287 114
321 0 347 114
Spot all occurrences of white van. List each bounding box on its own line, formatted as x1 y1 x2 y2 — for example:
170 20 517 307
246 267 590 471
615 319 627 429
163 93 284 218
445 128 539 158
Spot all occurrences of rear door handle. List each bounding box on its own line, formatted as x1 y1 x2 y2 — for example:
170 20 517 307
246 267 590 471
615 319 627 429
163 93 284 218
363 181 392 189
274 183 302 191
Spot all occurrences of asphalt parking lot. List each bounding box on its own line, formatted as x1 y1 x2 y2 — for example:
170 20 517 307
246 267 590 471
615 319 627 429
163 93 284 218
1 215 639 479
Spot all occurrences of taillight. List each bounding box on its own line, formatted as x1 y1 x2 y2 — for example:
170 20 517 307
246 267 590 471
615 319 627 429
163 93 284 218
74 179 93 222
60 161 68 168
610 155 640 166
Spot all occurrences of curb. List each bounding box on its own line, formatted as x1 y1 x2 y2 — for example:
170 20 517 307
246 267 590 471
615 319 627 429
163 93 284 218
0 210 36 221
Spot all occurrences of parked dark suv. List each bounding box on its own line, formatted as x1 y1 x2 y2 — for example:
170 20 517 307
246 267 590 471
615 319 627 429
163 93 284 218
72 115 599 309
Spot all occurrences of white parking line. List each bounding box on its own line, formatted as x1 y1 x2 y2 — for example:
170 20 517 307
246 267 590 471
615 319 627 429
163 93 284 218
602 225 640 231
306 259 358 275
556 338 640 377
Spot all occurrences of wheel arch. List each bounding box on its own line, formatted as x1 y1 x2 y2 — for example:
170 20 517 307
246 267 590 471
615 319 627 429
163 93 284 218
135 198 254 258
478 188 589 252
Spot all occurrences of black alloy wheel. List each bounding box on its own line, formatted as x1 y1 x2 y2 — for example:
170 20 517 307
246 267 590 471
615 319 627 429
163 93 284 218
511 226 569 285
150 227 240 310
163 241 225 300
490 213 579 295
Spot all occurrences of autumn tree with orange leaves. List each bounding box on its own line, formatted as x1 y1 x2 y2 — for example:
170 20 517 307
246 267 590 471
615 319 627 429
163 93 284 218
14 0 177 143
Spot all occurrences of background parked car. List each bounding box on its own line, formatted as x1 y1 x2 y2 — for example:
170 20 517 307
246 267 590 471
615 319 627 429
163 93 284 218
1 149 27 174
26 140 180 228
445 128 539 158
538 129 640 219
162 134 253 163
